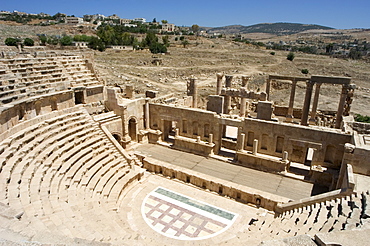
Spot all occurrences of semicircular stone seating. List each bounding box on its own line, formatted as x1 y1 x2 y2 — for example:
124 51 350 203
0 55 101 106
0 105 144 244
1 54 369 245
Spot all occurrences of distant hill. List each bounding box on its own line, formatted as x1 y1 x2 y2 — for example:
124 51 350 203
202 22 334 35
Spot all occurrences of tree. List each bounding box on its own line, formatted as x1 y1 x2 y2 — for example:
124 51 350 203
47 36 59 45
162 35 170 47
326 43 334 54
287 52 295 61
349 48 362 60
88 36 106 51
181 39 189 48
24 38 34 46
39 35 47 45
142 32 158 48
161 20 168 24
60 35 73 46
152 18 157 23
149 42 167 54
191 24 200 36
5 37 20 46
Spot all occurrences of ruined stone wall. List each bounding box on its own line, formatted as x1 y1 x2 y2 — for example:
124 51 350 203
241 118 352 169
149 104 222 152
0 91 74 133
148 103 352 169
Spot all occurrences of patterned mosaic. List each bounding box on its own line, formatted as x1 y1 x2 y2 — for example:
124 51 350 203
142 187 238 240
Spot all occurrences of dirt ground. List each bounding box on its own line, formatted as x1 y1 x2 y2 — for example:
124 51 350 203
94 37 370 116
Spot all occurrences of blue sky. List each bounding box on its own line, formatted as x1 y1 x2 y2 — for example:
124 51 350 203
2 0 369 29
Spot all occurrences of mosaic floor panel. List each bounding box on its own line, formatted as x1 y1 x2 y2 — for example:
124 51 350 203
142 187 238 240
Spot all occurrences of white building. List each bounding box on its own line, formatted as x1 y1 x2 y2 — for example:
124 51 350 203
133 18 146 23
162 23 175 32
66 17 84 25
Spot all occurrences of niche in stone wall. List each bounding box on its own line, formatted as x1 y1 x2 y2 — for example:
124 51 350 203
247 131 254 147
74 91 85 105
276 136 284 153
182 119 187 133
192 121 198 136
51 97 58 111
34 101 41 116
204 124 210 137
18 105 25 120
261 134 268 150
324 145 336 164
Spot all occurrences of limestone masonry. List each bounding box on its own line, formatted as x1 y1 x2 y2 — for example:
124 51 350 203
0 50 369 245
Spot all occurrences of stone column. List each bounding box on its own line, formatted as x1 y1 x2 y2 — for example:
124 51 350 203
216 73 224 95
240 97 247 117
145 99 150 129
237 133 245 151
161 119 166 140
301 81 315 126
335 84 350 129
209 133 213 144
309 83 322 125
225 75 233 88
121 106 131 146
286 80 298 122
252 139 258 155
266 78 272 101
282 151 289 161
126 85 134 99
187 77 198 108
241 76 250 88
224 75 233 114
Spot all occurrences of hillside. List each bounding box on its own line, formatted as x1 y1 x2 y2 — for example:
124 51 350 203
203 22 334 35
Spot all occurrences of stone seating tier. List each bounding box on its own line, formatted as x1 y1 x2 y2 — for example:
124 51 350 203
0 55 102 106
0 106 144 243
243 192 367 243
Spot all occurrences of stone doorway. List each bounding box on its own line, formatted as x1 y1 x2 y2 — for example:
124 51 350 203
128 118 137 142
219 125 237 159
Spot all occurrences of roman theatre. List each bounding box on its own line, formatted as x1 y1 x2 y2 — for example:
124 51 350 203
0 51 369 245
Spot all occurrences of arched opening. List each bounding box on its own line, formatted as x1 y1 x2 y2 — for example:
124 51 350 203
18 105 25 121
128 118 137 142
112 133 121 142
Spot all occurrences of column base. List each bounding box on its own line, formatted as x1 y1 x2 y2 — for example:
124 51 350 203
309 118 316 125
285 115 294 122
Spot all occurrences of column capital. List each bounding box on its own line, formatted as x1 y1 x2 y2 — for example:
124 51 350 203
241 76 250 87
306 80 315 87
216 73 224 80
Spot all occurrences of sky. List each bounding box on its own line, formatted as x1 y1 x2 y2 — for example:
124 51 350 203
1 0 369 29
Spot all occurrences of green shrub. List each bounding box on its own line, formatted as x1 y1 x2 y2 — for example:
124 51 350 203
270 51 275 55
24 38 34 46
5 37 20 46
88 36 106 51
149 42 167 54
60 35 73 46
301 69 309 74
354 114 370 123
287 52 295 61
